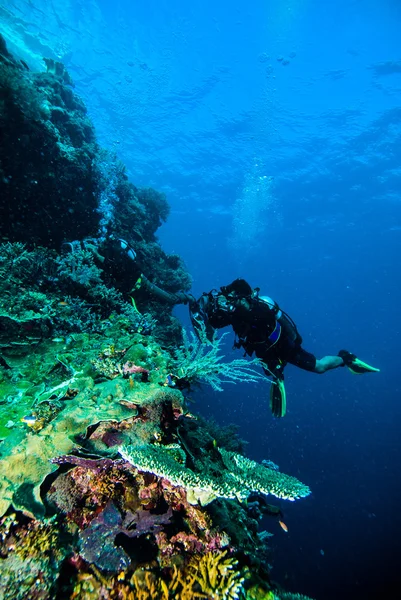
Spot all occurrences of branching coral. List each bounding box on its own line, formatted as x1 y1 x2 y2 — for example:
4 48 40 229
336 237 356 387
56 246 103 287
187 550 246 599
0 241 139 336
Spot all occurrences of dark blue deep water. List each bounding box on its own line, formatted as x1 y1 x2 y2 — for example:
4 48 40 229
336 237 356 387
2 0 401 598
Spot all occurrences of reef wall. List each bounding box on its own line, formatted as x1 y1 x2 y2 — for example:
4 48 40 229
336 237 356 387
0 33 191 344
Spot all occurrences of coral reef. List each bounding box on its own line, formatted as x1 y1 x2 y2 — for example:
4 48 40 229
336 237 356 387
69 551 246 600
0 37 314 600
0 42 99 248
0 314 313 598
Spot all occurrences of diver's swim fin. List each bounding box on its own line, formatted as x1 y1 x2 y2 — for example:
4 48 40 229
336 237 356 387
270 379 286 418
338 350 380 375
347 357 380 375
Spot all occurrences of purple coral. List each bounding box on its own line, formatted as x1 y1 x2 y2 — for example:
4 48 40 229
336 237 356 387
79 501 172 572
51 455 119 471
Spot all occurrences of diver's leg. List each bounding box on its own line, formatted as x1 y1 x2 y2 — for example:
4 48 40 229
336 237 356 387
314 355 344 373
263 361 287 418
294 349 378 375
287 345 343 374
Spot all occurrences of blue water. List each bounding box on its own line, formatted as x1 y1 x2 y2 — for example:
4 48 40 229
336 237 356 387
2 0 401 597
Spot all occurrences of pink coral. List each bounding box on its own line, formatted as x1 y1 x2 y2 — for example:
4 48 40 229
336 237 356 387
121 362 149 376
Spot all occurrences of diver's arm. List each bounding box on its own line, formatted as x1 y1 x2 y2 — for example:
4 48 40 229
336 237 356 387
138 274 195 306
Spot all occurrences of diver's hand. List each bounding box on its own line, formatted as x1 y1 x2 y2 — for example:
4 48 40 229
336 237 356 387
338 349 356 366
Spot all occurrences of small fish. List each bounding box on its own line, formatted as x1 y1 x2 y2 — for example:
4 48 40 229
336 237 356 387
21 415 37 426
58 301 69 306
278 520 288 533
164 374 176 387
52 337 65 343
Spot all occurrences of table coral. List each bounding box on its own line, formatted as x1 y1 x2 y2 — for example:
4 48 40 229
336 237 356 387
218 449 311 501
118 442 311 506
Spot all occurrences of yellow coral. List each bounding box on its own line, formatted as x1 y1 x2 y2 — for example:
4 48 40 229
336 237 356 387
70 551 245 600
188 551 246 600
130 570 169 599
15 519 60 560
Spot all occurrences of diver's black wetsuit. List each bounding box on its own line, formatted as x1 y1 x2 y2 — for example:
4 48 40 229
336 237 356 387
269 313 316 375
189 279 317 381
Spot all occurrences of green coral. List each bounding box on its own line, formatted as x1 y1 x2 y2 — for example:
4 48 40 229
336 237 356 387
0 376 186 517
0 315 184 517
119 442 310 506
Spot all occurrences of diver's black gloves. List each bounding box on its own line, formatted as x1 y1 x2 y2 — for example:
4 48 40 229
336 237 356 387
338 349 356 366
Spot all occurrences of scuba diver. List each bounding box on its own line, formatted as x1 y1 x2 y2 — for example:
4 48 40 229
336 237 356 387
187 278 380 417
